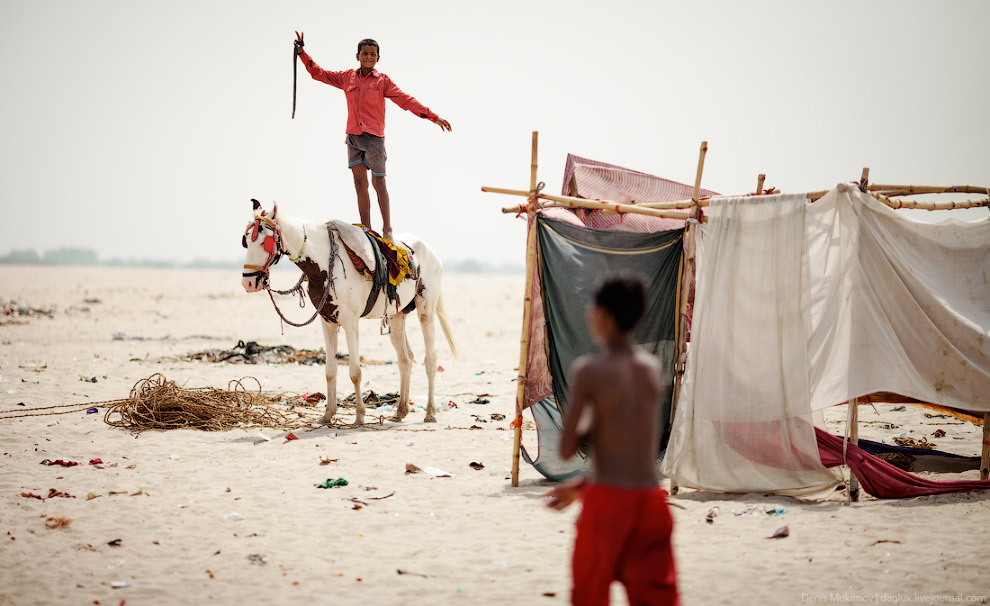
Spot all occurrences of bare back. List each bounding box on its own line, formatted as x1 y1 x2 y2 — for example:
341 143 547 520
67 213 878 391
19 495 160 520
565 346 663 488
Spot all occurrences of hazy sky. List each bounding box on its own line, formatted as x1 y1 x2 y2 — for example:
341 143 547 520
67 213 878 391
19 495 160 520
2 0 988 266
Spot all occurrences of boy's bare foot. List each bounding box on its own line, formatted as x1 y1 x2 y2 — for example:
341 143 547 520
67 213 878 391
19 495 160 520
383 229 394 242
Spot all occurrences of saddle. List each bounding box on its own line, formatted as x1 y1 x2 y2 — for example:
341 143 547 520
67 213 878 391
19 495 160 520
326 221 418 318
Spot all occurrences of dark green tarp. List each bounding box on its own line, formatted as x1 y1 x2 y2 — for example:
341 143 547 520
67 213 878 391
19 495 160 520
521 215 684 481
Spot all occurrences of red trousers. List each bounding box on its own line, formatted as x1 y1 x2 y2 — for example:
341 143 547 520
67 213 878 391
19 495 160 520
572 484 679 606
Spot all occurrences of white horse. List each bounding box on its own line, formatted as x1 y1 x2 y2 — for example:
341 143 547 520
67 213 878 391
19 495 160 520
240 200 456 424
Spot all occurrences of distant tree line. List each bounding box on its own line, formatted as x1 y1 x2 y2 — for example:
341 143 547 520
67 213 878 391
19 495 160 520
0 247 521 273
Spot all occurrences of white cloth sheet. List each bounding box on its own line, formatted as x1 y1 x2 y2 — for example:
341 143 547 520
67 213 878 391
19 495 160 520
662 183 990 496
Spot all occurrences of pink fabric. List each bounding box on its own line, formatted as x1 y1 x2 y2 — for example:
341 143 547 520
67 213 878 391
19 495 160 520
298 51 437 136
816 428 990 499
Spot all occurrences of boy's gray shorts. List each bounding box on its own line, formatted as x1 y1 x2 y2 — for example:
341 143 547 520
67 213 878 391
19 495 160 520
346 133 387 177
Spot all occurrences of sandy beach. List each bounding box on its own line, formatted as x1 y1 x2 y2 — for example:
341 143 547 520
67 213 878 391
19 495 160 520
1 266 988 606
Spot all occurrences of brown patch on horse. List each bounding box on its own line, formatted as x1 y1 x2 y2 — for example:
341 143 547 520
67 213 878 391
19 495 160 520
296 258 338 323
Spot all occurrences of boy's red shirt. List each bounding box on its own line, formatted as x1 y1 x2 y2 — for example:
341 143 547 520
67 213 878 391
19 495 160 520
298 50 438 137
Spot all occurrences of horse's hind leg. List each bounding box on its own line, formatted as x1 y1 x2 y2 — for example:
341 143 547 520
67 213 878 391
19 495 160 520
418 299 439 423
320 320 339 425
387 312 412 421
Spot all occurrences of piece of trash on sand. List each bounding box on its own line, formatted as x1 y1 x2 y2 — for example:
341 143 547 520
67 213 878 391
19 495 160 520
110 581 131 589
285 432 299 441
107 539 123 547
86 407 98 414
732 504 787 517
490 413 506 421
257 431 272 442
169 454 180 460
246 553 269 566
79 376 98 383
319 457 338 465
20 492 44 500
767 526 790 539
89 458 103 465
423 466 453 478
223 512 245 521
396 569 433 578
315 478 349 489
405 463 423 474
868 539 902 547
932 429 946 438
45 517 72 529
469 462 485 470
705 506 719 524
468 397 490 405
87 492 102 500
46 488 74 499
47 459 79 467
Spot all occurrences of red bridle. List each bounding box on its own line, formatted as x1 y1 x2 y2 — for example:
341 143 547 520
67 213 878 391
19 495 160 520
242 214 284 285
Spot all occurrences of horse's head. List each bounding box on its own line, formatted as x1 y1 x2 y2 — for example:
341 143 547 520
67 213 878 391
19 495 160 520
241 199 283 293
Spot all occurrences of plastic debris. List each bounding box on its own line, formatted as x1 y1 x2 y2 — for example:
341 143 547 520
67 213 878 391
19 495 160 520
89 458 104 465
47 459 79 467
405 463 423 474
319 457 338 465
223 512 245 521
45 517 72 529
257 431 272 442
110 581 132 589
490 413 506 421
705 506 719 524
422 466 453 478
469 462 485 470
86 407 98 414
732 505 787 517
285 432 299 441
246 554 269 566
468 397 490 405
315 478 349 489
767 525 790 539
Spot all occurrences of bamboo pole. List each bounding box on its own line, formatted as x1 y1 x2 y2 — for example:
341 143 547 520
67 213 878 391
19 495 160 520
981 412 990 481
860 167 870 190
870 184 990 196
846 398 860 503
756 174 766 195
510 131 540 488
668 142 708 495
486 187 693 220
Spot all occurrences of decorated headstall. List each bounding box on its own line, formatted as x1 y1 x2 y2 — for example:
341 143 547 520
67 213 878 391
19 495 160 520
242 200 284 287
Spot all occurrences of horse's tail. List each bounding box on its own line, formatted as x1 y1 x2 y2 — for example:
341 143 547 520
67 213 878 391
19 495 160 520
436 289 459 359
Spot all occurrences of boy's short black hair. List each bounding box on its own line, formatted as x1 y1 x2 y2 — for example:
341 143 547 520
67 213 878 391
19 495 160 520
593 274 647 332
357 38 379 54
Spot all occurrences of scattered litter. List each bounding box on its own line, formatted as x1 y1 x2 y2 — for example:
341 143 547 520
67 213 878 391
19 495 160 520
469 462 485 470
490 413 506 421
129 487 149 496
470 425 483 430
246 553 269 566
110 581 131 589
315 478 349 489
257 431 272 442
20 492 44 500
223 512 245 521
422 466 453 478
87 492 101 500
732 505 787 517
468 397 490 405
303 392 326 404
319 457 338 465
932 429 946 438
47 459 79 467
169 454 180 460
45 517 72 529
891 435 935 450
405 463 423 474
46 488 74 499
107 539 123 547
86 407 98 414
89 458 104 465
474 371 485 376
890 405 906 412
705 506 719 524
767 526 790 539
868 539 902 546
285 432 299 441
396 569 433 578
79 376 98 383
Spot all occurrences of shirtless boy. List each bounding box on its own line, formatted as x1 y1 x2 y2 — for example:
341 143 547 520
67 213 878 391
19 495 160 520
545 275 679 606
294 32 451 242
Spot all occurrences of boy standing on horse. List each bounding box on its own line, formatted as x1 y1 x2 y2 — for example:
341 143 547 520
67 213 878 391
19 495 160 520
294 32 452 243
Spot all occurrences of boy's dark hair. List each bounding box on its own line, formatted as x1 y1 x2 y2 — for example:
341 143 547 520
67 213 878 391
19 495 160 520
357 38 379 54
593 274 647 332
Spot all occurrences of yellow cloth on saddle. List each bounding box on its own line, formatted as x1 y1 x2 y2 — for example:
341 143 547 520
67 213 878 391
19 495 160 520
356 225 413 287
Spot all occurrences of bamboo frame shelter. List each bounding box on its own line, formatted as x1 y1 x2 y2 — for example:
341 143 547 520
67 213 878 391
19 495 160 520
486 133 990 492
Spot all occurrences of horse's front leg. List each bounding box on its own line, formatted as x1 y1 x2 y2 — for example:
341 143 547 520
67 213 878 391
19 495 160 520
340 314 364 424
387 313 412 421
320 320 340 425
419 302 439 423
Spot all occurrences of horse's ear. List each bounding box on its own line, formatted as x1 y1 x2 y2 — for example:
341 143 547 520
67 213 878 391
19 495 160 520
272 202 279 219
251 199 261 211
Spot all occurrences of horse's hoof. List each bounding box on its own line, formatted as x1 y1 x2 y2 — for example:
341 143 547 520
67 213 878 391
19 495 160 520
354 417 365 426
388 415 404 423
319 415 335 426
424 415 437 423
